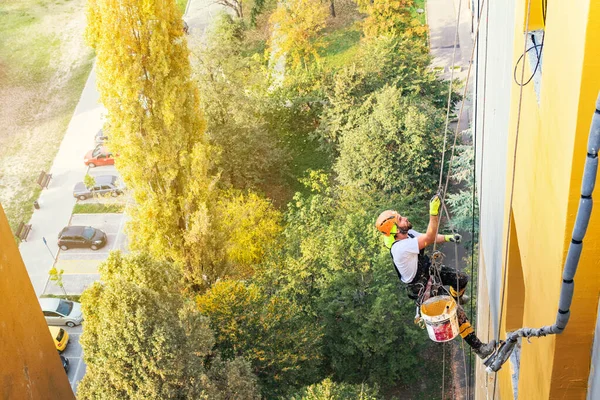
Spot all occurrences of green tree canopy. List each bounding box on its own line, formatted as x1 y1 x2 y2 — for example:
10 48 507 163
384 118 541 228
195 14 289 194
333 85 444 196
197 280 323 398
268 0 329 71
78 252 260 399
255 173 431 388
291 378 381 400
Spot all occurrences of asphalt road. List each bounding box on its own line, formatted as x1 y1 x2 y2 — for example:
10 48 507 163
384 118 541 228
62 324 86 394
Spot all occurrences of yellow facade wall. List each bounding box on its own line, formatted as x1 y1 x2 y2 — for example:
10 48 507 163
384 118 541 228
486 0 600 399
550 0 600 397
0 205 74 399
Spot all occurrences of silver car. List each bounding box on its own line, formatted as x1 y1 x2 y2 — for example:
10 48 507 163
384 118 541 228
95 129 109 144
72 175 123 200
39 298 84 327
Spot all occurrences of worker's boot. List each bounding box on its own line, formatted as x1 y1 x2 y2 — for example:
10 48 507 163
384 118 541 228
474 340 497 360
449 286 468 305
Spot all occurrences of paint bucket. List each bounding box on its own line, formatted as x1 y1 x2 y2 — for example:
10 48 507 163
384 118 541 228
420 296 459 342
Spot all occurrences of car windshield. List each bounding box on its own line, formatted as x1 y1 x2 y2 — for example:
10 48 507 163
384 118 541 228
92 147 102 157
82 227 95 240
56 300 73 316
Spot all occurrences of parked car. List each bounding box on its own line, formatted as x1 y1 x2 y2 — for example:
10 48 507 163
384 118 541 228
84 145 117 167
60 355 70 374
73 175 123 200
57 225 107 250
48 326 69 352
39 297 84 327
95 129 109 144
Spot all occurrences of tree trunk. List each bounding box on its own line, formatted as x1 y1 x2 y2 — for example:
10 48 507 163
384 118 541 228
330 0 336 17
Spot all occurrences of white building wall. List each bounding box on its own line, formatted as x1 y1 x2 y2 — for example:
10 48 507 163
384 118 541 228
473 0 516 336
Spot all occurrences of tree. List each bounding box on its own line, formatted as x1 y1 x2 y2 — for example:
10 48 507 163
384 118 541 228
269 0 329 71
78 252 260 400
291 378 381 400
256 173 431 388
319 35 457 150
48 267 67 296
333 85 444 197
83 174 95 190
86 0 223 289
215 0 245 18
445 130 479 245
194 14 289 194
197 280 323 398
357 0 426 39
184 190 283 285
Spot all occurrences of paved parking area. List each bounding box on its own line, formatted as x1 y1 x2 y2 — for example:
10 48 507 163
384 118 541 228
62 324 86 394
45 213 129 294
74 165 129 204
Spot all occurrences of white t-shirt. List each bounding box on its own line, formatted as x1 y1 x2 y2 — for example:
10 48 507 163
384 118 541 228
390 229 422 283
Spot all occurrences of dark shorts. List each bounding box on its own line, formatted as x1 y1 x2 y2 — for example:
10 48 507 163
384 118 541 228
406 259 469 300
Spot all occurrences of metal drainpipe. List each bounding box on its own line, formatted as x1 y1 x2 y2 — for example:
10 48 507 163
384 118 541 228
485 91 600 373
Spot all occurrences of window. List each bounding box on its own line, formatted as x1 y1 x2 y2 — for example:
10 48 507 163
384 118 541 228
44 311 60 317
56 300 73 316
82 227 95 240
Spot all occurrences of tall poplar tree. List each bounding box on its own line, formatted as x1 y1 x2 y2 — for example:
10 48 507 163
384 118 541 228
86 0 218 286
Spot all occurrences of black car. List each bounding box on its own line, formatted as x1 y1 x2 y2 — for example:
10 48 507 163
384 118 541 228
57 226 107 250
95 129 109 144
73 175 123 200
60 355 70 374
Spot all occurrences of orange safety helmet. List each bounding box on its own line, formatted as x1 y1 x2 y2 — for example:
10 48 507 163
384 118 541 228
376 210 400 236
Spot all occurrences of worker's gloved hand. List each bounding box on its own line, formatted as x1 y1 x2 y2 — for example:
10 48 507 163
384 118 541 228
429 194 441 216
445 233 462 243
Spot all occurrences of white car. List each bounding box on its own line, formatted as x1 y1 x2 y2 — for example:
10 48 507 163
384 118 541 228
39 298 83 327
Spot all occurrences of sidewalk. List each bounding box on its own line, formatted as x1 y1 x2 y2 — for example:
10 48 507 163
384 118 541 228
185 0 228 37
18 67 105 296
427 0 474 133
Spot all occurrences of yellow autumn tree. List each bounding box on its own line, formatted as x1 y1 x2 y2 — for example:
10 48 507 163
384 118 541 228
358 0 427 38
269 0 329 71
87 0 272 289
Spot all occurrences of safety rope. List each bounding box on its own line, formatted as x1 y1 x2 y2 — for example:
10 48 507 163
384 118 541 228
437 0 463 193
435 0 489 395
442 341 446 399
433 0 487 254
492 0 533 398
430 0 489 398
434 1 463 397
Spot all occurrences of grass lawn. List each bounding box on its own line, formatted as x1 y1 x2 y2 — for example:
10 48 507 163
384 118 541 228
177 0 188 14
73 203 125 214
41 293 82 303
412 0 427 25
321 23 362 70
0 0 94 233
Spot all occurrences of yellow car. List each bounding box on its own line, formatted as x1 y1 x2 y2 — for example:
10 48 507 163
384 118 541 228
48 326 69 353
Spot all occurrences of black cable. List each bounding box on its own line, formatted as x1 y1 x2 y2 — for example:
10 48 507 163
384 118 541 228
512 33 544 87
542 0 547 25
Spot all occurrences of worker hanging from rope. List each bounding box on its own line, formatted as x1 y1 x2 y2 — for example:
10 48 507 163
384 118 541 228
376 194 496 359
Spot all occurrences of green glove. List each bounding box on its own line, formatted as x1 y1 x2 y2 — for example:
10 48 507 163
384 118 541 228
429 194 441 216
444 233 462 243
